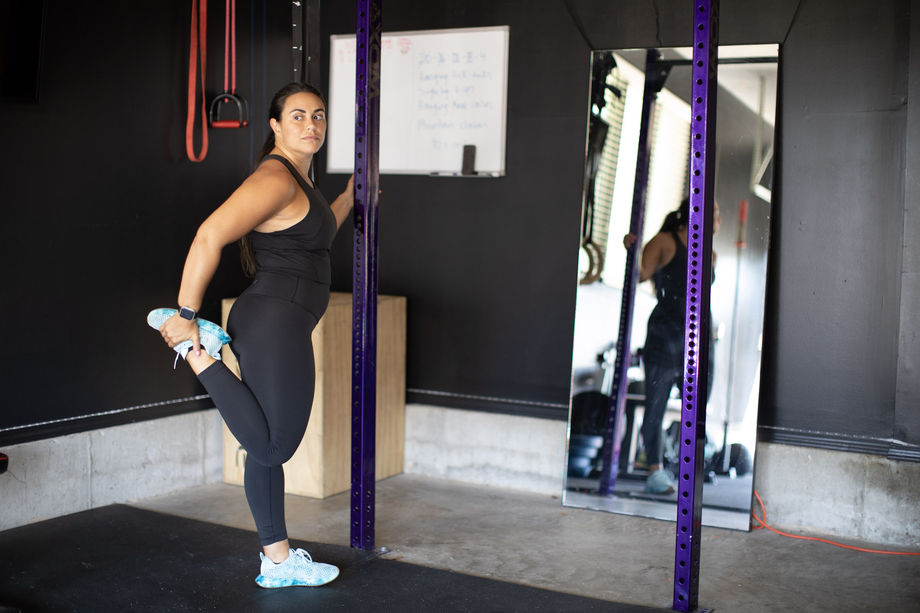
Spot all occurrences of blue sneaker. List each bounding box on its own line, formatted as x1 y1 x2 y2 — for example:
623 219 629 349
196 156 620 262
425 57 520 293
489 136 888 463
146 308 231 366
255 548 339 588
645 469 676 494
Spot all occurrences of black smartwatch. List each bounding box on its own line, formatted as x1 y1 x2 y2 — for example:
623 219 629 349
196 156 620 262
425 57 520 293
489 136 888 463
178 306 197 321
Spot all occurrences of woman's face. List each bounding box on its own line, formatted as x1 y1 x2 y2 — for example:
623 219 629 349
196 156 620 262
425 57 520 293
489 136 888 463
271 92 327 155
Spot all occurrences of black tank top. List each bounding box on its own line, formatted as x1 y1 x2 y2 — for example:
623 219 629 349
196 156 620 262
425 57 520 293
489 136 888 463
643 230 688 369
249 154 337 284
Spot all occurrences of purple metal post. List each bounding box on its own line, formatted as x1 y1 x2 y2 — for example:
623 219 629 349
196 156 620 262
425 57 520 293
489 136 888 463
351 0 381 551
673 1 718 611
598 50 662 496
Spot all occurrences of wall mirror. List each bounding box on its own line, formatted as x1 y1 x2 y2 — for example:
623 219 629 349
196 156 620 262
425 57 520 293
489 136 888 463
564 44 778 531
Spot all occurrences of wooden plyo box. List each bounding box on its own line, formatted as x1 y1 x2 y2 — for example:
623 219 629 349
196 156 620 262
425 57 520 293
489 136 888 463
220 292 406 498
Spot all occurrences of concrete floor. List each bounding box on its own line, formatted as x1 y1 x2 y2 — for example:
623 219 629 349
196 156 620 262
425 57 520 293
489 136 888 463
132 474 920 612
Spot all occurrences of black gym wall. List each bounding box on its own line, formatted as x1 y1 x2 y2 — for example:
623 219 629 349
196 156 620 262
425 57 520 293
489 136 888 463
0 1 303 443
2 0 918 459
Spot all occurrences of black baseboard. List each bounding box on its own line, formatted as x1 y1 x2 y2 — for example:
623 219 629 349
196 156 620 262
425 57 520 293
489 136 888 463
758 426 920 463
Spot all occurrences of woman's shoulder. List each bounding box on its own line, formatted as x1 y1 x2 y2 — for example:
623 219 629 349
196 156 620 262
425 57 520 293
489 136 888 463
253 157 294 179
248 159 297 189
234 161 298 208
649 231 677 248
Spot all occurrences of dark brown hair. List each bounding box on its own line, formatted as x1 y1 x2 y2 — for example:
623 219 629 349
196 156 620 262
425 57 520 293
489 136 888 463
659 197 690 234
239 82 328 278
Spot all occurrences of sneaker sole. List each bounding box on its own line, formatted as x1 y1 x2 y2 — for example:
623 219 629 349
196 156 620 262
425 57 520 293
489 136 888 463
255 568 339 588
645 485 676 495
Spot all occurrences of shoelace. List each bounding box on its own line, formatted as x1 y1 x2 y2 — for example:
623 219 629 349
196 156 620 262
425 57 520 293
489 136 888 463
290 549 315 565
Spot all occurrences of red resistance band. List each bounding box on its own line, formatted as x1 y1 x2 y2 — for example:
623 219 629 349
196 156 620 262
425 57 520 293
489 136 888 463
186 0 208 162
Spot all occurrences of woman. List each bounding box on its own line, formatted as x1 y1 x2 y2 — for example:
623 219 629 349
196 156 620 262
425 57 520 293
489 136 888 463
624 198 719 494
153 82 354 587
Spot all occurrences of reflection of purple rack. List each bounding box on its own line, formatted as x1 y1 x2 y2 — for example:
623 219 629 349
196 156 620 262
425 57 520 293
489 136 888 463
351 0 382 551
598 49 666 496
674 1 719 611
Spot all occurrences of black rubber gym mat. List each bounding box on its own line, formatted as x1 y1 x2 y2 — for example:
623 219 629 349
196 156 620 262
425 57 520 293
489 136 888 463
0 505 665 612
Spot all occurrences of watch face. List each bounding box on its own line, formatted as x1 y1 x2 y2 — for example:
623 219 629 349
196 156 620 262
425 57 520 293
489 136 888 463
179 307 196 320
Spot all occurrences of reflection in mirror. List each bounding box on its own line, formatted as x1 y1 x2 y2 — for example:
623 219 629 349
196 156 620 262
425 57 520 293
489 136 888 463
565 45 778 530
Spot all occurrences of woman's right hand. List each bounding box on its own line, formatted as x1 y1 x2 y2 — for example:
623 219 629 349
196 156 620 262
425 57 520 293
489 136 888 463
158 313 200 356
623 233 638 249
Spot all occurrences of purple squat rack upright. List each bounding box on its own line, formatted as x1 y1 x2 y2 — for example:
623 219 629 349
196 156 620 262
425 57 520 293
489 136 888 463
674 0 719 611
351 0 382 551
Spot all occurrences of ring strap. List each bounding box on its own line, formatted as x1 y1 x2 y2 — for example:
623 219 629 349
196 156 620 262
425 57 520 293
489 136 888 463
186 0 208 162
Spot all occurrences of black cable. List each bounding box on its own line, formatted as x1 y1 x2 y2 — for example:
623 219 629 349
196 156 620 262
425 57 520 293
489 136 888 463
783 0 805 45
562 0 594 50
650 0 663 48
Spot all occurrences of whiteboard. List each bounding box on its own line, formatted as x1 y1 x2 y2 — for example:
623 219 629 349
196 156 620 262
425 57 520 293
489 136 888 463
327 26 509 176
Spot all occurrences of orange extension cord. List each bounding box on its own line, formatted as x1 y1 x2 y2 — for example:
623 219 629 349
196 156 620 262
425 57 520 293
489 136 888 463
751 490 920 556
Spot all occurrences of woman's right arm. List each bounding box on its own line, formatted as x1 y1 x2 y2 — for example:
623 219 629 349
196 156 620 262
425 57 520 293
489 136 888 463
158 166 296 355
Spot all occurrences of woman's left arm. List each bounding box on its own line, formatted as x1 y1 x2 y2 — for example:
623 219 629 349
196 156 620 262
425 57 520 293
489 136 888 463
329 175 355 230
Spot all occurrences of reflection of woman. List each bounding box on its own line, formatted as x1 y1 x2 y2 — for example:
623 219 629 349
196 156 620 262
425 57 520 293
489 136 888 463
624 198 720 494
154 83 354 587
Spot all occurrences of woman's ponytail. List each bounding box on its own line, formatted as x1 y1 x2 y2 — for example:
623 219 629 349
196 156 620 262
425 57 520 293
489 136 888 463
659 198 690 233
238 132 276 278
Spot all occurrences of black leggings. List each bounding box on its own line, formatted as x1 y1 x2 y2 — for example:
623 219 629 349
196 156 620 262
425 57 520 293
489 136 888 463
198 272 330 546
640 361 681 468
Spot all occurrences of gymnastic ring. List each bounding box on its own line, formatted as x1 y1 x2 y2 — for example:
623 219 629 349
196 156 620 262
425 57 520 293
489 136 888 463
579 238 604 285
210 92 250 128
579 238 595 285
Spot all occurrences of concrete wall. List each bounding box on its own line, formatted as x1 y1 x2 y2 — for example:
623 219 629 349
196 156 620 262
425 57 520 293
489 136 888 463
3 406 916 548
403 407 920 547
753 443 920 547
403 405 567 495
0 410 223 531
